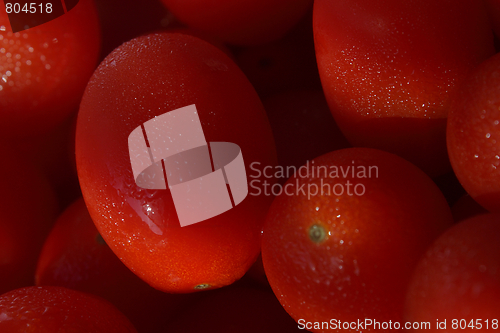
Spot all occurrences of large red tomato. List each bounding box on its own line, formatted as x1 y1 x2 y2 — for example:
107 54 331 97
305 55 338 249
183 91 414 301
262 148 453 332
76 32 277 293
313 0 495 176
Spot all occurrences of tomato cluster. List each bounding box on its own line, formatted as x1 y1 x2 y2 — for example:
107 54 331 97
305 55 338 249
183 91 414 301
0 0 499 332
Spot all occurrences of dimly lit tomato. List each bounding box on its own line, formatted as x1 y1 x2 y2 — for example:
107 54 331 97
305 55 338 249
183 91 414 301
262 148 453 331
448 52 500 213
76 32 277 293
405 213 500 331
159 0 313 45
313 0 495 176
0 144 58 295
0 286 137 332
36 198 194 331
0 0 100 138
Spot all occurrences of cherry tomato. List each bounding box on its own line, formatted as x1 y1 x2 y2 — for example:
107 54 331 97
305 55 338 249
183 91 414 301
159 0 313 45
0 144 58 295
0 286 137 332
448 52 500 213
76 32 277 293
313 0 495 176
261 148 453 331
405 213 500 331
0 0 101 138
36 198 196 332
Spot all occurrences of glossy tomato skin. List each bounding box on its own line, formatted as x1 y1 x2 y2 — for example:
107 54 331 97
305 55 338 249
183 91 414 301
313 0 495 176
159 0 313 45
0 286 137 332
405 214 500 330
0 144 58 295
0 0 100 138
448 53 500 213
262 148 453 331
76 33 277 293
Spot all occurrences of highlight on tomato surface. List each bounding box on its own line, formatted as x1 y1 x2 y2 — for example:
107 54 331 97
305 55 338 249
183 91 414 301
76 32 277 293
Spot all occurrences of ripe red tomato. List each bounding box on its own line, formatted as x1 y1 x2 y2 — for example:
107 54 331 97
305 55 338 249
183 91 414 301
0 286 137 332
0 144 58 295
448 52 500 213
76 32 277 293
0 0 100 138
36 198 195 332
261 148 453 331
313 0 495 176
405 213 500 330
159 0 313 45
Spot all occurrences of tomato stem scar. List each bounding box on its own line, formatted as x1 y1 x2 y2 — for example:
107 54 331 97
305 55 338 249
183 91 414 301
194 284 211 290
309 224 327 243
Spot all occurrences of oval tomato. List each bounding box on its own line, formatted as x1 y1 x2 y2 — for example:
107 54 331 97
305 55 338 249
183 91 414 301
313 0 494 176
76 32 277 293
